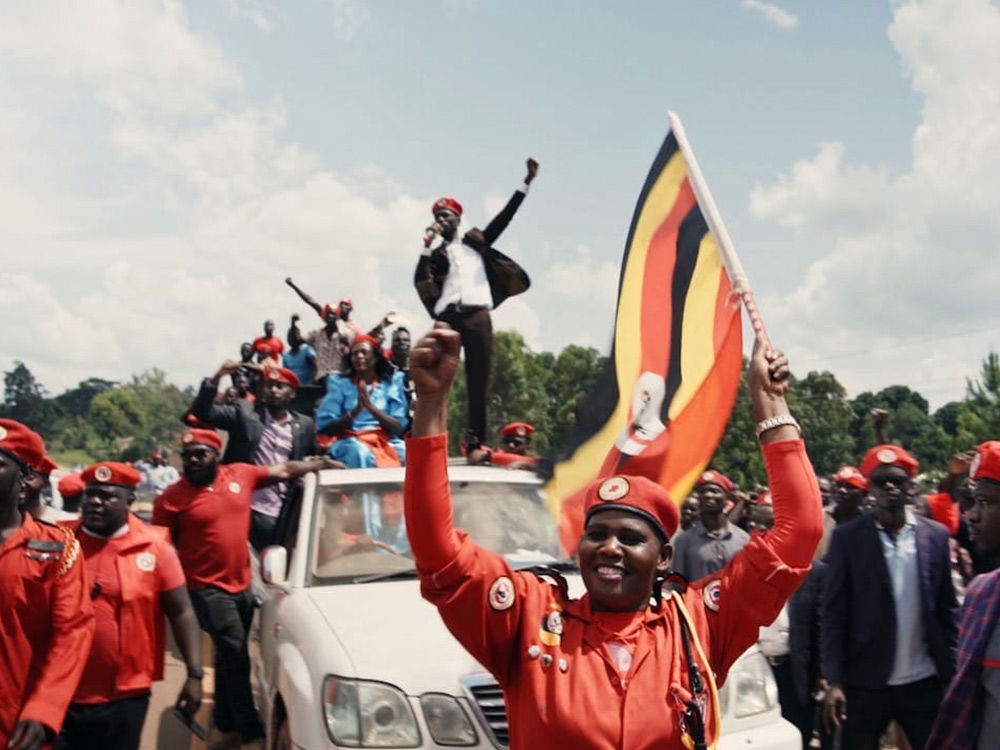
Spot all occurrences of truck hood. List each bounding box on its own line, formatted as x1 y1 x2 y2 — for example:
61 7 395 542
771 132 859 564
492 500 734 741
305 579 490 696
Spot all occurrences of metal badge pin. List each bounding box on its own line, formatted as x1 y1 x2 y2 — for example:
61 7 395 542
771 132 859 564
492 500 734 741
527 645 541 660
541 654 553 669
558 658 568 673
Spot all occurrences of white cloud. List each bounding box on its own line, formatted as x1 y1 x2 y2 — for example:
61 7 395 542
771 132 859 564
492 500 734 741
329 0 370 40
740 0 798 30
542 246 619 307
749 0 1000 406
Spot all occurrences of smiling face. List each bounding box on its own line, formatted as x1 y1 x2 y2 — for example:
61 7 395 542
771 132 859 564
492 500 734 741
695 482 727 515
969 478 1000 556
578 509 671 612
350 341 376 377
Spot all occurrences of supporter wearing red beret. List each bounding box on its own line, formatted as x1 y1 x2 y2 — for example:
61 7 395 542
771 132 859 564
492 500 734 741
0 418 94 749
860 444 920 479
58 473 86 514
262 366 301 390
583 475 680 542
673 468 749 580
21 454 68 522
180 428 223 453
61 460 203 750
831 465 868 526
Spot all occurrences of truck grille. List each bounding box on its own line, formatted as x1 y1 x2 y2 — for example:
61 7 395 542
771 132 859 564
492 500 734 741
460 674 509 748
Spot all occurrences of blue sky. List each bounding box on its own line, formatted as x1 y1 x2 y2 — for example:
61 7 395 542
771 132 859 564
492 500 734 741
1 0 997 409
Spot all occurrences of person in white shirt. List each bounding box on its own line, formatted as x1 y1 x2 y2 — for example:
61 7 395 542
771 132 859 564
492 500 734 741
414 158 538 449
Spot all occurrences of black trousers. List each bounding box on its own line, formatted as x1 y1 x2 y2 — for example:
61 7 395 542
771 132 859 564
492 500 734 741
189 586 264 742
437 307 493 443
250 509 277 552
842 675 942 750
56 694 150 750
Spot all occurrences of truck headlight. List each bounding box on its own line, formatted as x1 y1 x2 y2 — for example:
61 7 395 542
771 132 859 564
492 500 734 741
323 676 421 747
419 693 477 746
727 651 779 718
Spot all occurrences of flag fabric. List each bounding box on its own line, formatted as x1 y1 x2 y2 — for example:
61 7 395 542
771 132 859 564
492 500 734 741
544 129 744 553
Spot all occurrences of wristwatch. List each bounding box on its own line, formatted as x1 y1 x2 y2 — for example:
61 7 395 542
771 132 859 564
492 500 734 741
187 668 205 680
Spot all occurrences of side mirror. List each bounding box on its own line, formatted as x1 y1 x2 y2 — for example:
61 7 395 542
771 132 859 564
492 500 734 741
261 545 288 585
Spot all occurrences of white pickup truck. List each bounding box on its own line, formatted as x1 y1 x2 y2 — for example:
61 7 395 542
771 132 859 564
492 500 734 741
251 464 801 749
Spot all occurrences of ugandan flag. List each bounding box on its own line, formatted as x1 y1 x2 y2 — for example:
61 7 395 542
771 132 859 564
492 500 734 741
545 127 743 553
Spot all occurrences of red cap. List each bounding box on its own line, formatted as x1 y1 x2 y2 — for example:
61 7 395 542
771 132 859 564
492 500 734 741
0 418 46 471
57 473 85 498
833 465 868 491
432 197 463 217
38 455 59 476
971 441 1000 483
181 428 223 452
82 461 141 488
501 422 535 439
352 334 381 350
861 444 919 478
695 469 734 494
263 367 300 389
583 475 680 541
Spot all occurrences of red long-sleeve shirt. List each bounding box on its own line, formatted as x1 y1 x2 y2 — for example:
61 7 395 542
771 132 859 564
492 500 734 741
404 434 822 749
0 516 95 743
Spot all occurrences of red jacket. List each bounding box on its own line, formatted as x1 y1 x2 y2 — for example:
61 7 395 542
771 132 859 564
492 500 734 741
0 515 94 743
66 517 178 694
405 435 822 749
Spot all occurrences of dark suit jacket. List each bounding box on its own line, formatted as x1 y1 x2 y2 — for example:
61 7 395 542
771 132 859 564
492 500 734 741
821 513 958 690
190 379 318 465
414 188 531 317
788 559 826 705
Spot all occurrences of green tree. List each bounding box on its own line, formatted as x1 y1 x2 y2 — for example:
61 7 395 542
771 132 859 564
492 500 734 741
959 350 1000 444
87 369 189 459
713 364 765 489
1 361 63 436
787 370 855 476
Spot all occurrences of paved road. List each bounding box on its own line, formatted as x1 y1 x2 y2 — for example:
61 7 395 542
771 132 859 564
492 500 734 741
141 632 214 750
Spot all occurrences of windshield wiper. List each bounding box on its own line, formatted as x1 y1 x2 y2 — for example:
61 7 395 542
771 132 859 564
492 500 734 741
352 568 420 585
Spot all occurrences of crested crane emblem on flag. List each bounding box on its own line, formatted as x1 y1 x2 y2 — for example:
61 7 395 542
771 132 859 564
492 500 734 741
544 113 744 554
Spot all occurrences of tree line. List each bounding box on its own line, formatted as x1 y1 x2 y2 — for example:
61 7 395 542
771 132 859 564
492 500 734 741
4 338 999 487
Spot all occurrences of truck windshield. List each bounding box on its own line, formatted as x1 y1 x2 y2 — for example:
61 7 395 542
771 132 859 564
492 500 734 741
308 480 564 585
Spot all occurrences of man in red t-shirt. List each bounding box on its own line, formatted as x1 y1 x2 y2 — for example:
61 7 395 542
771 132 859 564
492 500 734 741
152 429 335 749
57 461 203 750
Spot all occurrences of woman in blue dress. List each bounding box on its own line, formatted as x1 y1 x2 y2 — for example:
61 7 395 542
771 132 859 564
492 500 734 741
316 334 409 467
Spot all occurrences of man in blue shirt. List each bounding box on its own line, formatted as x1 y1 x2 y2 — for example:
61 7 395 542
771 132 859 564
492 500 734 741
282 315 317 386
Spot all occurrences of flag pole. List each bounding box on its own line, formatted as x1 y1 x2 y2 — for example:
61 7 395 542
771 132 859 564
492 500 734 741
667 111 773 354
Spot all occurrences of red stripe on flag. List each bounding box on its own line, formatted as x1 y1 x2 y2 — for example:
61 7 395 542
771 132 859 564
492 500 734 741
638 179 697 373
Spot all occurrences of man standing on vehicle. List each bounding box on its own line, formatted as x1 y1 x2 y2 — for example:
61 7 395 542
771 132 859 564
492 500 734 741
0 419 94 750
189 364 318 550
414 158 538 450
57 461 203 750
152 429 336 750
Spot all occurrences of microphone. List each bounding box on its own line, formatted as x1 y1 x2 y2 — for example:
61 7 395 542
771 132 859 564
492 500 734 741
424 221 443 248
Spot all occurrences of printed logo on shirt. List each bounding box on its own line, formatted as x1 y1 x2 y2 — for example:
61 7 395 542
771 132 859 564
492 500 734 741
703 579 722 612
539 604 564 646
229 482 241 494
488 576 515 611
136 552 156 572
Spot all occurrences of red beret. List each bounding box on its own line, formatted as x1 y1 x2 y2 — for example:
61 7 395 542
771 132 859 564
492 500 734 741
82 461 141 488
181 428 223 452
432 197 463 217
0 418 46 471
583 475 680 541
339 297 353 307
501 422 534 439
833 465 868 491
38 455 59 476
57 473 85 498
695 469 734 494
861 444 919 478
263 367 300 389
351 334 381 350
971 441 1000 483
